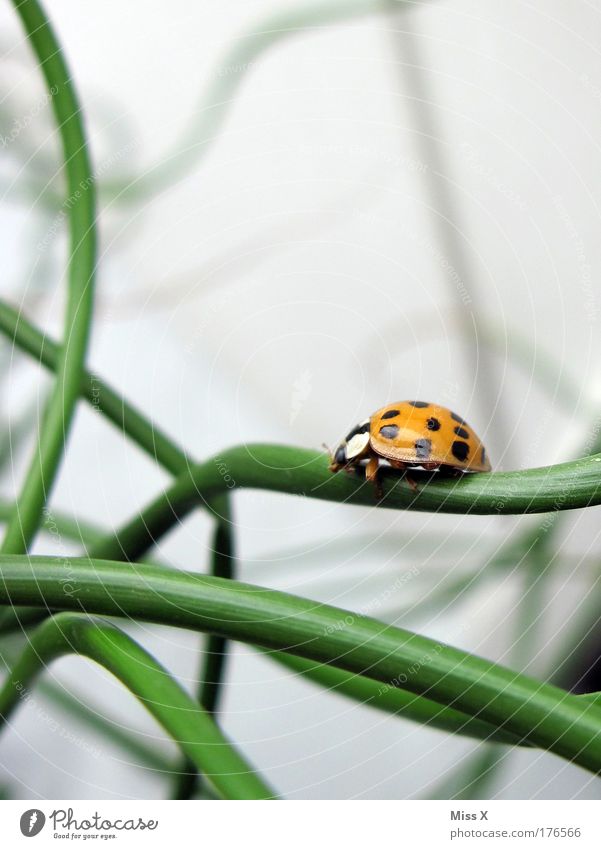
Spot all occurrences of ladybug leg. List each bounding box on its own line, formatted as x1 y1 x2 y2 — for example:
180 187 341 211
365 454 383 499
404 471 418 493
389 459 418 493
395 462 419 492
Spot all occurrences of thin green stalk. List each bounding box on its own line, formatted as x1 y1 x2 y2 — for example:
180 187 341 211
173 493 235 799
427 746 504 801
4 302 600 782
7 2 418 210
0 496 104 550
0 647 176 773
0 301 227 618
101 0 403 205
261 649 531 747
423 420 601 799
424 523 565 799
369 314 585 417
0 503 566 752
198 497 236 716
2 0 97 553
0 300 190 476
36 680 177 774
551 576 601 692
87 445 601 563
0 612 275 799
0 581 531 748
2 556 601 774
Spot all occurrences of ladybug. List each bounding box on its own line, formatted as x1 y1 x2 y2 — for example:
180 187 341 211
329 400 491 493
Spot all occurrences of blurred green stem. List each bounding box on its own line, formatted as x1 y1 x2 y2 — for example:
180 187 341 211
0 300 190 476
173 493 235 799
0 613 275 799
2 0 97 553
102 0 410 205
0 645 176 773
2 556 601 774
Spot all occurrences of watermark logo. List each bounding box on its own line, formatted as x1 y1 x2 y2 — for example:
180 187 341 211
289 369 312 425
19 809 46 837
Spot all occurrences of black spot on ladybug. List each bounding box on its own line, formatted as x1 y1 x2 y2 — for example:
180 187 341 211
426 417 441 431
380 425 399 439
415 438 432 459
451 412 467 425
454 426 469 439
408 401 429 408
334 446 346 465
452 440 469 462
345 421 369 441
381 409 400 420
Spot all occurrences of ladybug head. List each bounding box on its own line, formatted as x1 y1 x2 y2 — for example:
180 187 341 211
329 421 370 472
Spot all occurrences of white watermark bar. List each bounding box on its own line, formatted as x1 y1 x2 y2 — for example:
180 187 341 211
0 800 599 847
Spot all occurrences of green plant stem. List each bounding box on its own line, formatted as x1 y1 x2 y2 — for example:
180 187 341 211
552 589 601 692
173 493 235 799
370 314 586 418
0 648 176 773
2 556 601 774
0 612 275 799
2 0 97 553
423 420 601 799
261 649 530 746
37 679 178 774
3 304 600 782
0 582 532 748
0 507 547 750
0 496 103 549
429 540 559 800
0 300 190 476
86 446 601 564
101 0 400 205
199 498 235 715
0 300 228 616
427 746 503 800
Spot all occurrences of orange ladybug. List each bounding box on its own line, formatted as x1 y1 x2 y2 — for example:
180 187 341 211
329 400 491 492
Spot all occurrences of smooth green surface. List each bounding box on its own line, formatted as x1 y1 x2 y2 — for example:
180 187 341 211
87 445 601 563
2 0 97 553
2 556 601 774
261 649 532 747
174 493 235 799
0 300 190 476
0 644 176 773
0 613 274 799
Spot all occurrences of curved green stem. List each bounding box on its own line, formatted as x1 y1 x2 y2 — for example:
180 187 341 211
0 612 274 799
198 497 236 717
0 496 103 550
87 445 601 563
0 300 190 476
0 572 534 749
0 300 229 622
422 411 601 798
1 556 601 774
260 649 531 747
427 746 503 800
0 645 176 773
2 0 97 553
101 0 398 205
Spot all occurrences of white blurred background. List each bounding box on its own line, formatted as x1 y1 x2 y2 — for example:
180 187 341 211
1 0 601 799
